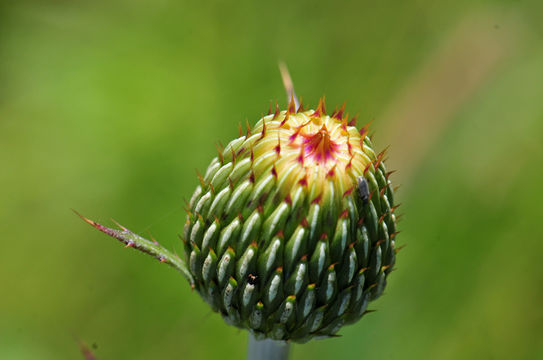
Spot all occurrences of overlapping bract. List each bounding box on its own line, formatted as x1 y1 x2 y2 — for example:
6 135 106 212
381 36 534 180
183 102 398 342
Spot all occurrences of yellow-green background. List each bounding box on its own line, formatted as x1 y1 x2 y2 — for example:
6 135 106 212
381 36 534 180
1 1 542 359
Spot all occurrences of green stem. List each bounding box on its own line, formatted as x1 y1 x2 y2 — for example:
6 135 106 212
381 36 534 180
247 333 290 360
74 210 194 287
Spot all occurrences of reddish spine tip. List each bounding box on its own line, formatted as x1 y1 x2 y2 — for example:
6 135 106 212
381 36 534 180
300 255 308 261
300 217 309 228
348 114 358 127
297 97 304 112
312 193 322 205
260 119 267 139
273 102 280 119
340 209 349 219
287 95 296 114
284 193 292 205
357 216 365 226
333 102 346 120
245 119 252 137
298 175 308 187
297 145 305 166
326 165 336 178
320 233 328 240
249 171 255 183
386 170 397 179
280 112 289 127
276 230 284 238
271 165 278 178
343 187 354 198
313 96 326 117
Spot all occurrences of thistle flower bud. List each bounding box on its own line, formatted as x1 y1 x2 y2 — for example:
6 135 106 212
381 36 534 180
184 98 399 342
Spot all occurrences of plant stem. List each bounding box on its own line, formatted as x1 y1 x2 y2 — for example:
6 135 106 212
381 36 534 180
74 210 195 287
247 334 290 360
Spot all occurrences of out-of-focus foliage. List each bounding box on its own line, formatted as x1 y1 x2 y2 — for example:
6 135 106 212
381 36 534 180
1 1 542 359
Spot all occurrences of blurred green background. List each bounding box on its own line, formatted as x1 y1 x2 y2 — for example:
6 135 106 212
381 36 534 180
1 0 543 359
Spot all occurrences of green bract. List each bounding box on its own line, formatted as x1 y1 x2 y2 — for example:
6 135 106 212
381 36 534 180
183 99 398 343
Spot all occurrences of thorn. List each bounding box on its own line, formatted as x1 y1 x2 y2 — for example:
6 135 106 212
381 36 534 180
345 154 353 171
298 175 308 187
280 112 290 127
238 122 243 137
320 233 328 241
312 192 322 205
246 118 252 137
363 163 372 175
275 134 281 155
301 217 309 228
287 94 297 114
271 164 278 178
297 143 305 166
326 165 336 179
348 114 358 127
196 170 206 189
340 209 349 219
343 186 354 198
229 177 234 190
347 141 353 157
297 97 304 112
333 102 346 120
111 218 128 231
288 128 300 144
391 204 401 212
260 118 267 139
359 120 372 138
249 171 255 184
268 101 273 115
395 244 407 253
146 230 159 245
273 101 280 119
386 170 397 179
390 231 401 239
357 216 365 226
284 193 292 205
215 144 224 164
313 96 326 117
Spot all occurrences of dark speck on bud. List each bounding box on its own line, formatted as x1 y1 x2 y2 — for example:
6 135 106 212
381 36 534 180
357 176 370 204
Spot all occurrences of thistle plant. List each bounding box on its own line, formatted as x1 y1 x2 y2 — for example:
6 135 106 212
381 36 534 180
78 67 400 359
